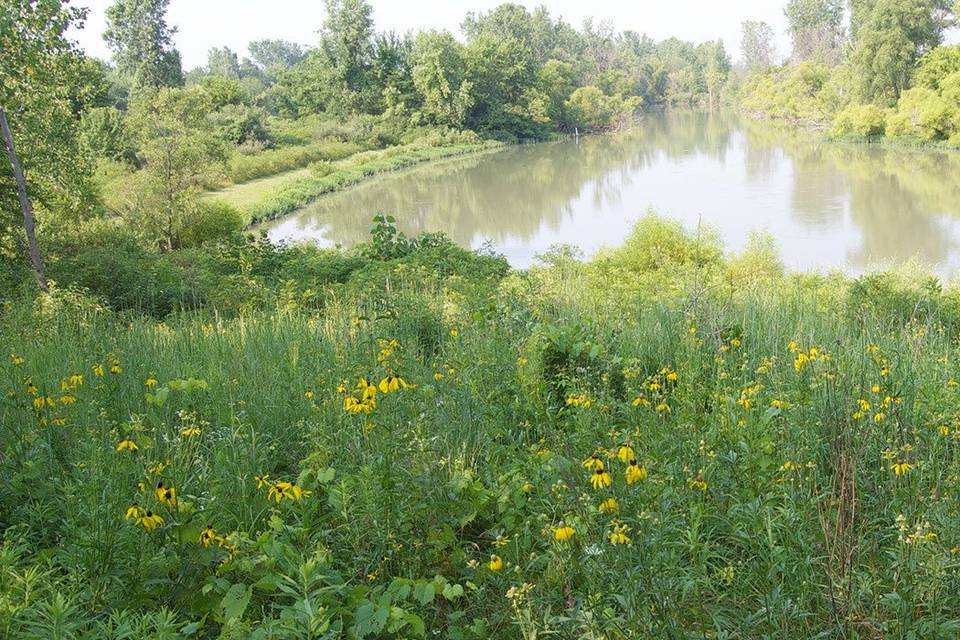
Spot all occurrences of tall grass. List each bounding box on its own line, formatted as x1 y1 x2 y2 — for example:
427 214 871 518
3 217 960 637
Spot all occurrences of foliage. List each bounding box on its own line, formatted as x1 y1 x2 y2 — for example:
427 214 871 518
830 103 888 138
103 0 183 89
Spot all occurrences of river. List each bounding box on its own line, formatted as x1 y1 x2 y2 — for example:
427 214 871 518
264 111 960 275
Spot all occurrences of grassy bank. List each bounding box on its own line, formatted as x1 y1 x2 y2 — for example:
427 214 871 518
220 140 504 226
4 216 960 636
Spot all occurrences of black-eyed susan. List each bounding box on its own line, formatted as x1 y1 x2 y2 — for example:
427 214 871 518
625 459 647 484
488 554 503 571
891 461 913 476
92 363 104 377
109 358 122 374
267 480 312 503
116 439 138 452
378 374 411 394
591 466 612 490
254 474 271 489
553 524 575 541
199 526 223 548
582 454 604 471
124 504 144 523
608 522 631 545
155 482 176 506
598 497 619 514
139 510 164 531
616 444 635 463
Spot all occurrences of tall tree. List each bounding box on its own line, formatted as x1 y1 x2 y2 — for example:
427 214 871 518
411 31 473 128
851 0 954 103
740 20 777 72
1 0 93 290
207 46 240 79
785 0 846 63
248 39 306 70
318 0 373 112
104 0 183 89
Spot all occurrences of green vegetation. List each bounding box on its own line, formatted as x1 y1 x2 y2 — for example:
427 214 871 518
738 1 960 146
6 215 960 637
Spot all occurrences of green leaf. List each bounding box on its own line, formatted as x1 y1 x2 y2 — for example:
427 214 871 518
221 583 251 623
441 583 464 601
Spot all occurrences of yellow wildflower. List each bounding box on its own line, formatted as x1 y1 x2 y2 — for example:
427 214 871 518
598 498 619 514
116 439 138 452
891 461 913 476
553 525 575 541
608 522 631 545
625 459 647 484
488 555 503 571
590 467 612 490
616 444 635 463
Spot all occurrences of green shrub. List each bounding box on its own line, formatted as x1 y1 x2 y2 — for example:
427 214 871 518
226 140 364 183
176 200 244 248
830 104 887 138
886 87 957 141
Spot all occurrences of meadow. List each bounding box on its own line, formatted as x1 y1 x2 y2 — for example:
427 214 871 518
3 216 960 638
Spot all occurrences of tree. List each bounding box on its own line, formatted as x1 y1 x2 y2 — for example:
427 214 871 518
318 0 374 112
411 31 472 128
248 39 306 70
103 0 182 89
851 0 954 103
740 20 777 72
207 47 240 80
1 0 94 290
785 0 845 63
125 88 226 250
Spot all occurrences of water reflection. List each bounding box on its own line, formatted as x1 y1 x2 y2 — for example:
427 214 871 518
264 111 960 275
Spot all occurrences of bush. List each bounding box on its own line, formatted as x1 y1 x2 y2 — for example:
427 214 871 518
830 104 887 139
176 201 244 248
886 87 957 141
208 104 272 146
226 140 364 183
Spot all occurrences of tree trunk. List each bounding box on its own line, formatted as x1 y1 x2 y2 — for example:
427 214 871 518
0 108 48 292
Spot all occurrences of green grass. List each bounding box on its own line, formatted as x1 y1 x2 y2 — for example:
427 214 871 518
4 216 960 637
206 166 313 210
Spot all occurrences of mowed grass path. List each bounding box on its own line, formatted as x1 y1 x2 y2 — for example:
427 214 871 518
204 166 313 210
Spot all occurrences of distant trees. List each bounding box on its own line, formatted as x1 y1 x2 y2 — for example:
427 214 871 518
103 0 183 90
784 0 845 63
741 21 777 72
411 31 473 129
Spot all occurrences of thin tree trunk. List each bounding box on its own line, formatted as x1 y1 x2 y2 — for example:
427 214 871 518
0 108 48 292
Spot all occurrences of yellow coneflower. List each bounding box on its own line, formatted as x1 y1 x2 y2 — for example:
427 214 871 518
450 329 459 337
155 482 176 506
488 554 503 571
268 480 312 503
180 427 202 438
625 459 647 484
378 375 411 394
254 474 271 489
11 354 24 365
68 374 83 387
553 525 575 541
124 505 144 523
582 454 604 471
598 497 619 514
139 511 164 531
304 390 314 399
116 439 138 452
92 364 104 377
110 358 122 374
891 461 913 476
688 476 709 492
145 378 158 388
616 444 635 463
608 522 631 545
199 526 222 548
591 467 612 490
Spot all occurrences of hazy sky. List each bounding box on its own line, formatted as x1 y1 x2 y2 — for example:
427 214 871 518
68 0 793 69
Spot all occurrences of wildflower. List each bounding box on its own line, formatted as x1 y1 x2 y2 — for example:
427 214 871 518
145 378 158 388
116 439 138 452
688 476 709 492
92 364 104 377
488 555 503 571
199 526 222 548
788 340 799 353
591 467 612 490
344 395 375 414
771 399 785 409
891 461 913 476
378 375 411 394
357 377 377 401
608 522 631 545
780 460 800 472
582 454 604 471
148 461 168 475
11 354 24 365
450 329 459 337
124 505 144 522
180 427 201 438
304 390 314 399
794 352 809 372
517 356 528 366
655 402 671 414
155 482 176 506
598 498 619 514
139 511 164 531
109 358 121 374
625 459 647 484
267 480 312 503
67 374 83 387
59 394 76 405
254 474 271 489
616 444 635 463
566 393 592 408
553 525 575 541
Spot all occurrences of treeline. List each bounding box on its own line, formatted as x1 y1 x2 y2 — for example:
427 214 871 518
738 0 960 146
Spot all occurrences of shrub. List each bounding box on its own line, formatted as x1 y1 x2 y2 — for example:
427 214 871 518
176 201 244 248
830 104 887 139
226 140 364 183
886 87 957 140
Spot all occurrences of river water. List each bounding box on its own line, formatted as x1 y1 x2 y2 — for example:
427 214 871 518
264 111 960 275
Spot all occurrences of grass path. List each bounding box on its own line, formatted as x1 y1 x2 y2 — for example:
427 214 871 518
204 167 313 210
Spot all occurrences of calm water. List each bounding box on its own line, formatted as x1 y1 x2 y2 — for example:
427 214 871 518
264 111 960 275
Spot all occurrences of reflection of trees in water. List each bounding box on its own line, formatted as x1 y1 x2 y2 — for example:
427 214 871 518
270 111 960 273
269 111 738 248
740 118 960 271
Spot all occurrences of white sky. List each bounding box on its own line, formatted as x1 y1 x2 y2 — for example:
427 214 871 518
68 0 793 69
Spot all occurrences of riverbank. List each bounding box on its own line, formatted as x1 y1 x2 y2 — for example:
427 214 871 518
208 140 505 227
